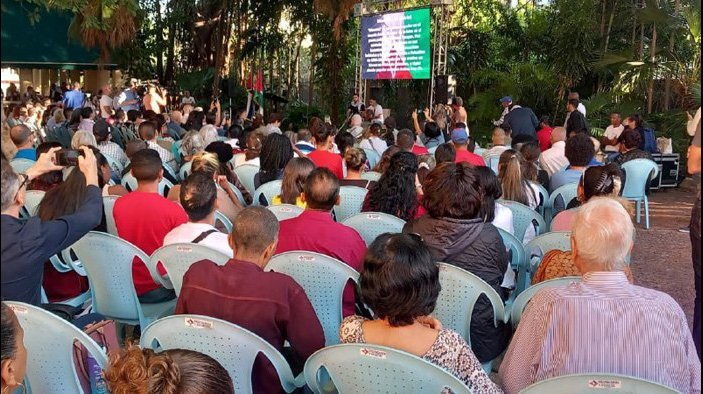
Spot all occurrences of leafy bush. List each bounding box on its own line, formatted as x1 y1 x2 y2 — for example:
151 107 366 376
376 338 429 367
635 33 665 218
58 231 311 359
284 101 325 132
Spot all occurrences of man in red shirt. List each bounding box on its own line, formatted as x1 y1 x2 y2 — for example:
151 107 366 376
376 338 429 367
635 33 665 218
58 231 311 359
306 123 344 179
275 168 366 316
451 124 486 167
176 206 324 393
396 128 429 155
113 149 187 303
537 115 553 151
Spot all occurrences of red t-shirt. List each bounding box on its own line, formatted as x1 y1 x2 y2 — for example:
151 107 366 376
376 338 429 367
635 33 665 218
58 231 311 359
455 149 486 167
307 150 344 179
537 127 552 151
113 191 188 295
412 145 430 155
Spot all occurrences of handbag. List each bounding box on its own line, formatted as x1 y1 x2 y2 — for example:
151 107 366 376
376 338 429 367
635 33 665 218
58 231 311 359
73 319 120 393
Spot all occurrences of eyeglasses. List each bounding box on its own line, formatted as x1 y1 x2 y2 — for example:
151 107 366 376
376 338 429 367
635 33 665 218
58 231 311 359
14 173 29 200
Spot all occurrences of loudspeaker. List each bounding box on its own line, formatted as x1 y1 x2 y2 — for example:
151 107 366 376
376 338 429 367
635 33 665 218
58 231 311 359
434 75 456 105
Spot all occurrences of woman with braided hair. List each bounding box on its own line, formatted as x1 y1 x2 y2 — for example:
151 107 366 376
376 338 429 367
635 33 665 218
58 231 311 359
104 343 234 393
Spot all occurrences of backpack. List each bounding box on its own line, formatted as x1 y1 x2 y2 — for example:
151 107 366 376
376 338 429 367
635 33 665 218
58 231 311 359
643 128 658 154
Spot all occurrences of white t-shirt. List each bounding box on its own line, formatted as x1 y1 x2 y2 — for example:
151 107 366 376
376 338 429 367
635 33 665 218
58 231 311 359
99 95 113 118
603 124 624 152
182 96 196 105
373 104 384 123
163 222 233 258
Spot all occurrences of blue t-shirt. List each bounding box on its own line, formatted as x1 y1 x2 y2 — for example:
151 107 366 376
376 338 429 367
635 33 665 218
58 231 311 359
14 148 37 161
63 90 85 110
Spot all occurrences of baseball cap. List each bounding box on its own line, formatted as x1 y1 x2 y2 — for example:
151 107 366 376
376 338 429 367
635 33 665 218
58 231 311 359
451 127 469 144
93 119 111 139
499 96 512 103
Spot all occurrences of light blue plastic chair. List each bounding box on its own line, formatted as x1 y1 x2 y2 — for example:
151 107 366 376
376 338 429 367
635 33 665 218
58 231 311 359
474 147 486 157
214 210 233 233
121 171 173 196
151 243 230 296
72 231 175 329
427 145 438 155
548 182 579 222
534 183 550 218
621 159 659 229
141 315 304 394
178 160 193 180
44 251 91 308
434 263 505 372
253 179 283 206
499 200 548 243
334 186 368 222
267 204 304 221
510 276 581 328
341 212 406 246
360 171 382 181
266 251 359 345
22 190 45 217
215 182 247 206
497 228 531 307
103 152 124 177
520 373 678 394
363 149 381 169
524 231 573 285
304 344 473 394
232 164 260 196
103 195 119 236
10 158 35 174
6 302 108 394
485 155 500 174
162 163 180 183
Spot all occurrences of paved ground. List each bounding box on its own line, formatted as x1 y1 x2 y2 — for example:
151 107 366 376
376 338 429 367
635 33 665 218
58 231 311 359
629 179 698 328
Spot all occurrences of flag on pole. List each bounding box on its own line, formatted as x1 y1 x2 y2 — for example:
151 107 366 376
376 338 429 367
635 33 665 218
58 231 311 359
253 69 264 117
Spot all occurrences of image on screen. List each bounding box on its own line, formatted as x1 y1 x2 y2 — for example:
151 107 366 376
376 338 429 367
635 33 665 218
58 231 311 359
361 8 432 80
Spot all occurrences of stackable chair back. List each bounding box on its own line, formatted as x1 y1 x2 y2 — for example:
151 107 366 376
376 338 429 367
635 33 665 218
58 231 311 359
179 160 193 180
486 155 500 174
363 149 381 169
304 344 472 394
266 251 359 345
360 171 382 181
267 204 304 221
232 164 260 196
520 373 678 394
10 158 35 174
499 200 548 242
215 182 247 206
142 315 304 394
621 159 659 229
6 302 108 394
121 171 173 196
341 212 406 245
534 183 550 217
103 153 124 177
497 228 530 303
334 186 368 222
150 243 231 296
214 211 233 233
253 180 283 206
548 182 579 221
103 195 120 236
22 190 45 217
72 231 174 328
524 231 573 285
510 276 581 328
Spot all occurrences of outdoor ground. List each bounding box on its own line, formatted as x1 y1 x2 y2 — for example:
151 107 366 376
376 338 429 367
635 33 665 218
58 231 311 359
630 178 698 328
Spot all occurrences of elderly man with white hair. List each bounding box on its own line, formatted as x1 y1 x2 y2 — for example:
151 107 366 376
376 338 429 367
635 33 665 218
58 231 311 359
499 197 701 394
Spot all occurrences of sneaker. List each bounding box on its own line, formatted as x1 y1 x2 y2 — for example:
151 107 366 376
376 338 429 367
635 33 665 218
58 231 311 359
679 226 690 233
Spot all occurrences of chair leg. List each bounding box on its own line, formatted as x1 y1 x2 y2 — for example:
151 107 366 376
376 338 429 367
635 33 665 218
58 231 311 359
635 200 641 224
644 197 650 229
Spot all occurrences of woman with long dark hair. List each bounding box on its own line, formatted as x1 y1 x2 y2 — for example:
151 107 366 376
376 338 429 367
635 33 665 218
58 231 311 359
362 151 424 221
255 133 294 189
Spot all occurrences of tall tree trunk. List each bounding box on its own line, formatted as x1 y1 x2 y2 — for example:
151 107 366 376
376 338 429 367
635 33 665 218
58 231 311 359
631 0 638 54
309 42 316 106
647 22 658 114
164 0 176 84
663 0 680 110
154 0 164 82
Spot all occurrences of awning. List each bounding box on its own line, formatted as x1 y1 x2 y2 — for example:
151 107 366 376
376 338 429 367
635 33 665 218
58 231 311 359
0 1 117 69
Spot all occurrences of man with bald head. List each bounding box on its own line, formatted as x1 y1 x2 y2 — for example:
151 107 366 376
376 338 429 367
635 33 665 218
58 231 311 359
275 167 366 316
10 125 36 161
166 110 186 140
539 126 569 176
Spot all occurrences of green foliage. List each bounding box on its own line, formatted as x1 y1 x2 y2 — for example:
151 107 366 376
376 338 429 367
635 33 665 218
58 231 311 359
283 101 324 131
175 68 215 99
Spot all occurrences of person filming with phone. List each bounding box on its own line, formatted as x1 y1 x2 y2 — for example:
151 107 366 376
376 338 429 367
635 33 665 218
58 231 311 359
1 147 103 305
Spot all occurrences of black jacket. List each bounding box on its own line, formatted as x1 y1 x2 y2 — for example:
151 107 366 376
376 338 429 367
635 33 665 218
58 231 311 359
404 216 511 362
565 110 590 136
503 106 539 138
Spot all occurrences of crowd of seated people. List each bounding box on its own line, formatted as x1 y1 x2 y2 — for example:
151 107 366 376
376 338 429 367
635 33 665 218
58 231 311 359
1 93 700 394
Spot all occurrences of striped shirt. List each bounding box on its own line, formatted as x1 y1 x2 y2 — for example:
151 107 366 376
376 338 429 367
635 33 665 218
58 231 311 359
499 271 701 394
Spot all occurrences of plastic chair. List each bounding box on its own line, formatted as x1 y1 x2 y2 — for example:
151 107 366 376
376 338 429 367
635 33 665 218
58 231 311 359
253 180 283 206
520 373 678 394
215 182 247 206
233 164 260 196
103 152 124 176
485 155 500 174
103 195 119 236
523 231 573 286
548 182 579 222
304 343 472 394
162 163 180 183
22 190 45 217
621 159 659 229
10 158 35 174
72 231 175 329
334 186 368 222
266 251 359 345
214 210 233 233
341 212 406 246
267 204 304 221
510 276 581 328
497 228 529 305
5 302 108 394
150 243 230 296
363 149 381 169
499 200 548 242
534 183 550 218
360 171 382 181
474 147 486 157
427 145 438 155
121 171 173 196
141 315 304 394
179 160 193 180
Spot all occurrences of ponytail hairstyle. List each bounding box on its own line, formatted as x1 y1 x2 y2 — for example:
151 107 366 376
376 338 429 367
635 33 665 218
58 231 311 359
280 157 316 205
581 163 623 202
104 343 234 394
497 149 532 206
519 141 541 183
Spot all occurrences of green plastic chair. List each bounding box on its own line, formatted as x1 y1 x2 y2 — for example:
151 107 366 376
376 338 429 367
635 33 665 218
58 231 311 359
141 315 305 394
520 373 678 393
304 344 473 394
341 212 406 246
510 276 581 328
